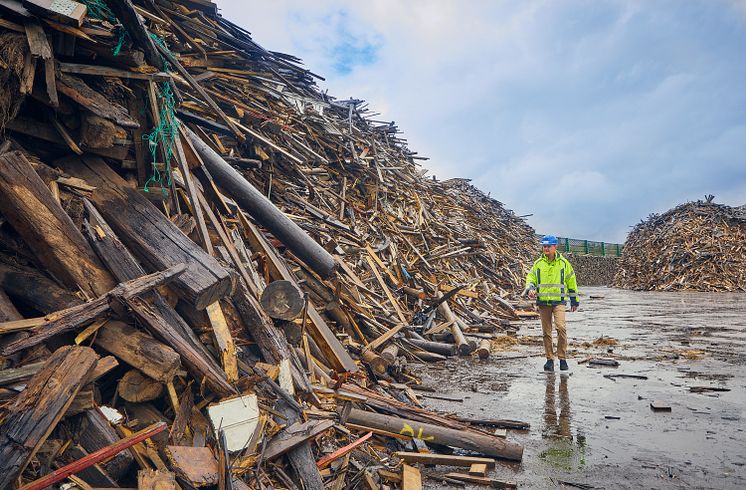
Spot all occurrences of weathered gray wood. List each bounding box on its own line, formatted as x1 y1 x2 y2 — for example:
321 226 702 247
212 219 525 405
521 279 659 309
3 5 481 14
0 346 99 487
106 0 163 70
185 126 337 279
407 338 457 357
1 264 186 355
61 155 232 310
0 151 116 298
83 201 236 397
56 72 139 128
0 258 81 313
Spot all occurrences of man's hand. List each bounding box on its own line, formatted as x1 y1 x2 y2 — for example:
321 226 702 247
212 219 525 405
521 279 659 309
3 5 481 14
528 289 536 300
570 305 578 312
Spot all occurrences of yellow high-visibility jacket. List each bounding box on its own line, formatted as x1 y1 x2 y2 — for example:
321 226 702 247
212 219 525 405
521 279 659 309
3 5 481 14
525 253 579 306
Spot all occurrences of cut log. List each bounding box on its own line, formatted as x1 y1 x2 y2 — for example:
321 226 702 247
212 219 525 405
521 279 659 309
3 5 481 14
61 155 232 310
476 339 491 359
346 409 523 461
437 293 475 355
83 199 235 396
0 151 115 298
380 343 399 365
362 348 387 374
260 280 305 320
0 345 99 488
95 321 180 383
185 126 337 279
118 369 164 402
407 338 457 357
1 264 186 355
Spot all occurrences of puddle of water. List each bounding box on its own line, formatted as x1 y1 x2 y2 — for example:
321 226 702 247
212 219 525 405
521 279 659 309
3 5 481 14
412 287 746 489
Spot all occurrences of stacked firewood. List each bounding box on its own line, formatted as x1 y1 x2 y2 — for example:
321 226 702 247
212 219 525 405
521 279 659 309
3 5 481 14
613 199 746 292
0 0 532 488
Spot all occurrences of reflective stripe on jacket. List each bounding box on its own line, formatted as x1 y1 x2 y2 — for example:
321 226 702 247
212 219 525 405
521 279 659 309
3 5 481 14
524 253 579 306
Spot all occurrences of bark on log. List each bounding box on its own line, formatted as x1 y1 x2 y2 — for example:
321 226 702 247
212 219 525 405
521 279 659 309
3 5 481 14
83 201 236 397
0 258 80 313
380 343 399 365
437 293 475 355
0 151 115 298
61 155 232 310
361 348 387 374
95 321 180 383
476 339 491 359
185 127 337 279
407 338 457 357
346 409 523 461
0 346 99 487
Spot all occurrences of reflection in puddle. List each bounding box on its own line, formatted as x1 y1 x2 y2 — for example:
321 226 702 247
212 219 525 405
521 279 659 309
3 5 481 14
541 373 587 471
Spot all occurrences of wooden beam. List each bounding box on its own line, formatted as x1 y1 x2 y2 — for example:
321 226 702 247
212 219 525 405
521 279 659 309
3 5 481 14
393 453 496 468
0 346 99 488
0 151 116 298
442 473 517 489
61 155 232 310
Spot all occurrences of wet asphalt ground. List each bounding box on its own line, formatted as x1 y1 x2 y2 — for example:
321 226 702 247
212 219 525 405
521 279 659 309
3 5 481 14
410 287 746 489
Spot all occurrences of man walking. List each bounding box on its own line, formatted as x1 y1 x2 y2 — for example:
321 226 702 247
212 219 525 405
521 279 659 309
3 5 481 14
525 235 579 371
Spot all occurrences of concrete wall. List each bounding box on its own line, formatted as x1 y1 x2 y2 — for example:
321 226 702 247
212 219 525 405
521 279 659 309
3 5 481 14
565 253 618 286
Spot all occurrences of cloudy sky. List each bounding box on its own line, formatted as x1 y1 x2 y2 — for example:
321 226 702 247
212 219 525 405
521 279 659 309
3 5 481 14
218 1 746 243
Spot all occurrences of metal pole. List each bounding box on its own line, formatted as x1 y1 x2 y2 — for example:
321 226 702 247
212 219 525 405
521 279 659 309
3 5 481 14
601 242 605 257
584 240 589 255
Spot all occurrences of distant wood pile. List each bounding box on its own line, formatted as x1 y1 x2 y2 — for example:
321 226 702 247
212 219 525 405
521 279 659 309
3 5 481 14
613 199 746 292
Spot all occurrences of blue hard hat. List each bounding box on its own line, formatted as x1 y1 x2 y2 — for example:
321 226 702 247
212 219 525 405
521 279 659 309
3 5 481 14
540 235 558 246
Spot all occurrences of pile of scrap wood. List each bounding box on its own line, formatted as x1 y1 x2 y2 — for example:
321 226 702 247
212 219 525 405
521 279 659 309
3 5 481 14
613 198 746 292
565 253 618 286
0 0 532 488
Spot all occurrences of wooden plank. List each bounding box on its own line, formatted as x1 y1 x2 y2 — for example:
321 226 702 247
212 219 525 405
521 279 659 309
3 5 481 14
1 264 186 355
402 464 422 490
316 431 372 469
205 301 238 383
165 446 219 487
138 469 177 490
393 452 496 468
263 419 334 461
59 62 172 81
365 255 407 323
0 346 99 488
18 422 168 490
442 473 517 489
22 0 87 26
56 72 139 128
469 463 488 476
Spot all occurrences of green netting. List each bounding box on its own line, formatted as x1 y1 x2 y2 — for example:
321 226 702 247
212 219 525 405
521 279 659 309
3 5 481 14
80 0 130 56
143 34 178 194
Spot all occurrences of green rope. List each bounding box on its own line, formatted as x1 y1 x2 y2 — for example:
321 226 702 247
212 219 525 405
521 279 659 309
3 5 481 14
80 0 129 56
143 81 179 194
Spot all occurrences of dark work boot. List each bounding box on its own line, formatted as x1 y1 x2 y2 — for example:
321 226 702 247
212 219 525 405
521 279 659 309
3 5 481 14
543 359 554 372
559 359 569 371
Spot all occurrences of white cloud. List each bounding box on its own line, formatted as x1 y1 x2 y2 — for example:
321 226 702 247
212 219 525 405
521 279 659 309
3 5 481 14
217 0 746 242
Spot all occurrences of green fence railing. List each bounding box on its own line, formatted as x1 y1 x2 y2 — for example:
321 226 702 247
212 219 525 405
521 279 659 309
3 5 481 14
536 235 623 257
